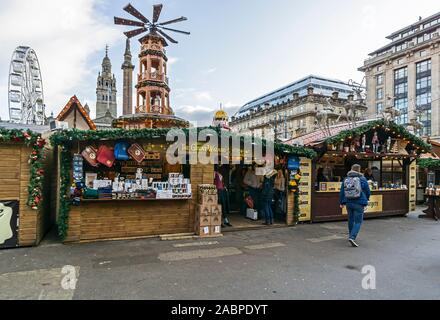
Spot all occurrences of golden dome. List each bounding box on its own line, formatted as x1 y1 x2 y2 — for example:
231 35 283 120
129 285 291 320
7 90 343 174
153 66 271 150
214 109 228 120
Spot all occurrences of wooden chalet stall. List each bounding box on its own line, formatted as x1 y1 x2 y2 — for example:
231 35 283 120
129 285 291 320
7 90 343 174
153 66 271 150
0 126 52 249
288 120 430 223
50 128 215 243
49 127 316 243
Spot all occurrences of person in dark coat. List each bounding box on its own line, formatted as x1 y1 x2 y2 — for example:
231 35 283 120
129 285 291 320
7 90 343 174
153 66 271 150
261 169 278 225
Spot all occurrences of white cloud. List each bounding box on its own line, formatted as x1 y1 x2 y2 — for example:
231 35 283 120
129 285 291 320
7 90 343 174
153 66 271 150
174 105 214 114
0 0 120 120
194 91 213 102
203 67 217 74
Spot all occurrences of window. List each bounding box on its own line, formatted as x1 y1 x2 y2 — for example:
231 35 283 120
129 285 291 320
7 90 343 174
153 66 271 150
376 88 384 100
416 76 431 90
395 83 408 95
416 92 432 107
376 65 383 72
394 67 408 80
416 59 431 73
416 59 432 135
376 74 384 85
376 102 384 114
419 50 427 57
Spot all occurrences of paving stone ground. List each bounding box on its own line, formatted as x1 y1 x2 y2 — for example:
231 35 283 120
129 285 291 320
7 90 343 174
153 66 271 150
0 209 439 300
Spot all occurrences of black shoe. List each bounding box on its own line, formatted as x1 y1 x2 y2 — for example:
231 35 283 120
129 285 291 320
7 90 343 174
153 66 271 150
226 223 233 227
222 224 227 228
349 239 359 247
262 222 269 226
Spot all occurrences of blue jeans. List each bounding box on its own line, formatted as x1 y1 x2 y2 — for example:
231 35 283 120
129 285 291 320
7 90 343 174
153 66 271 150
262 200 274 224
346 203 365 240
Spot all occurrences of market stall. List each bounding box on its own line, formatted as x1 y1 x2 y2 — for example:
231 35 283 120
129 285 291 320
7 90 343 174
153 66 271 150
50 128 217 243
289 120 430 223
0 127 52 249
50 128 316 243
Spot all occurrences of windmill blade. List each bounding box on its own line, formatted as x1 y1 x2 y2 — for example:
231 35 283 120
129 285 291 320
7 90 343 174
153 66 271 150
157 16 188 26
157 29 178 44
153 4 163 23
114 17 145 27
123 3 150 24
124 27 148 39
160 26 190 35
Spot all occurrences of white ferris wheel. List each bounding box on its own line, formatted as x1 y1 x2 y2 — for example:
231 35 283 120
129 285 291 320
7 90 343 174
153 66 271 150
8 46 45 125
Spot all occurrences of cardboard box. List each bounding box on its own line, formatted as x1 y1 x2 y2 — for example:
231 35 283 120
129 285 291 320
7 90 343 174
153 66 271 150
197 225 211 237
196 214 211 227
211 204 222 216
197 204 212 216
210 214 222 227
198 194 218 205
210 225 222 236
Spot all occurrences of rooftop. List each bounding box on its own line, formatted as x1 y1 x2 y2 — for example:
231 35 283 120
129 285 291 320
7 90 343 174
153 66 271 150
0 121 50 134
235 75 356 117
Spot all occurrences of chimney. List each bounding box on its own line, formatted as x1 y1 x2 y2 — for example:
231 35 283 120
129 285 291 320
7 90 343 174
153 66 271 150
348 94 354 101
332 92 339 99
307 87 314 95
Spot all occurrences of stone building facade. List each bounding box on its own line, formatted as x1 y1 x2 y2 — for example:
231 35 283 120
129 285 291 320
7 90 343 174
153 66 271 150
230 75 365 139
95 47 117 122
359 12 440 139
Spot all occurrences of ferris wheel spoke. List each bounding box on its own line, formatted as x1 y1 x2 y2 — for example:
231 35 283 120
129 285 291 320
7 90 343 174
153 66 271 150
8 46 45 124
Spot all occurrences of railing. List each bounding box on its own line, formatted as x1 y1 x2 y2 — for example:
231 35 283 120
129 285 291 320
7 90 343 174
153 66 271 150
138 72 168 84
135 105 163 114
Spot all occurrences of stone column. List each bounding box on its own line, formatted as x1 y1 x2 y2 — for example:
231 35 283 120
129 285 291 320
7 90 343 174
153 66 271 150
407 62 417 123
431 52 440 138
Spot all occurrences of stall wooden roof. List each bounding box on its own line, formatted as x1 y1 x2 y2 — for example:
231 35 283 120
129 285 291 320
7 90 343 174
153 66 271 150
56 96 96 130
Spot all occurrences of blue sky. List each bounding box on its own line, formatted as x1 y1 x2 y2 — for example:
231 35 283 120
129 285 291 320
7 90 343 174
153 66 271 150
0 0 439 125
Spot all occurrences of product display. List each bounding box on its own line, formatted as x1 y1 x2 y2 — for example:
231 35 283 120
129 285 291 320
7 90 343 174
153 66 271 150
128 143 146 164
114 141 130 161
81 146 99 167
97 145 116 168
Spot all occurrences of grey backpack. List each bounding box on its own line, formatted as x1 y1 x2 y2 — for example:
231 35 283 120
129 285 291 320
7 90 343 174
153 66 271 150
344 177 362 199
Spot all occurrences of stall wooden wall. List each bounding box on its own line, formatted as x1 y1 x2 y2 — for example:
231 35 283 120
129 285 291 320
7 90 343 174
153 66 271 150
64 162 215 243
0 144 50 247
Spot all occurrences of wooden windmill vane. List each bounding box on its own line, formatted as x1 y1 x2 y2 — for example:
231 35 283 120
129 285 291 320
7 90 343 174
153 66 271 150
114 3 190 45
112 3 191 129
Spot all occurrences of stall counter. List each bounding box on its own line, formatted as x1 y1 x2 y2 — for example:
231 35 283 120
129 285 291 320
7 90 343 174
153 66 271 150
312 190 409 222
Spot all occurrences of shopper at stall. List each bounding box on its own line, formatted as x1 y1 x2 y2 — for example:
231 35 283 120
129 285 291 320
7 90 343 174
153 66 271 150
214 166 232 227
243 166 262 216
274 169 286 219
339 164 371 248
364 168 375 181
317 167 329 183
261 168 278 225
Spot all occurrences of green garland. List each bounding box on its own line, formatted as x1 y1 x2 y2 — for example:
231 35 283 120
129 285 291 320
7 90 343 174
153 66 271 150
294 192 300 224
135 80 170 91
57 147 72 239
139 49 168 62
418 158 440 170
0 128 46 210
325 119 431 153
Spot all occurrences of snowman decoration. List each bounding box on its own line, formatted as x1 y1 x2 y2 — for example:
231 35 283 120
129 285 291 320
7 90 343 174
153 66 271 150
0 203 13 245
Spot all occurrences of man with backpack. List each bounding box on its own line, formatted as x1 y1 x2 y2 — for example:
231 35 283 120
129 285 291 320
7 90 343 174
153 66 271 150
339 164 371 248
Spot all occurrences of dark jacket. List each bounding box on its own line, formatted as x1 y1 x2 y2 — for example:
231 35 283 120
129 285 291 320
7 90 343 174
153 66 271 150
339 171 371 206
261 170 277 202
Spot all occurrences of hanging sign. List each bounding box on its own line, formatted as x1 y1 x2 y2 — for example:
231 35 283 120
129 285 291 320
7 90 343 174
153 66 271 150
0 201 19 249
287 156 300 170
